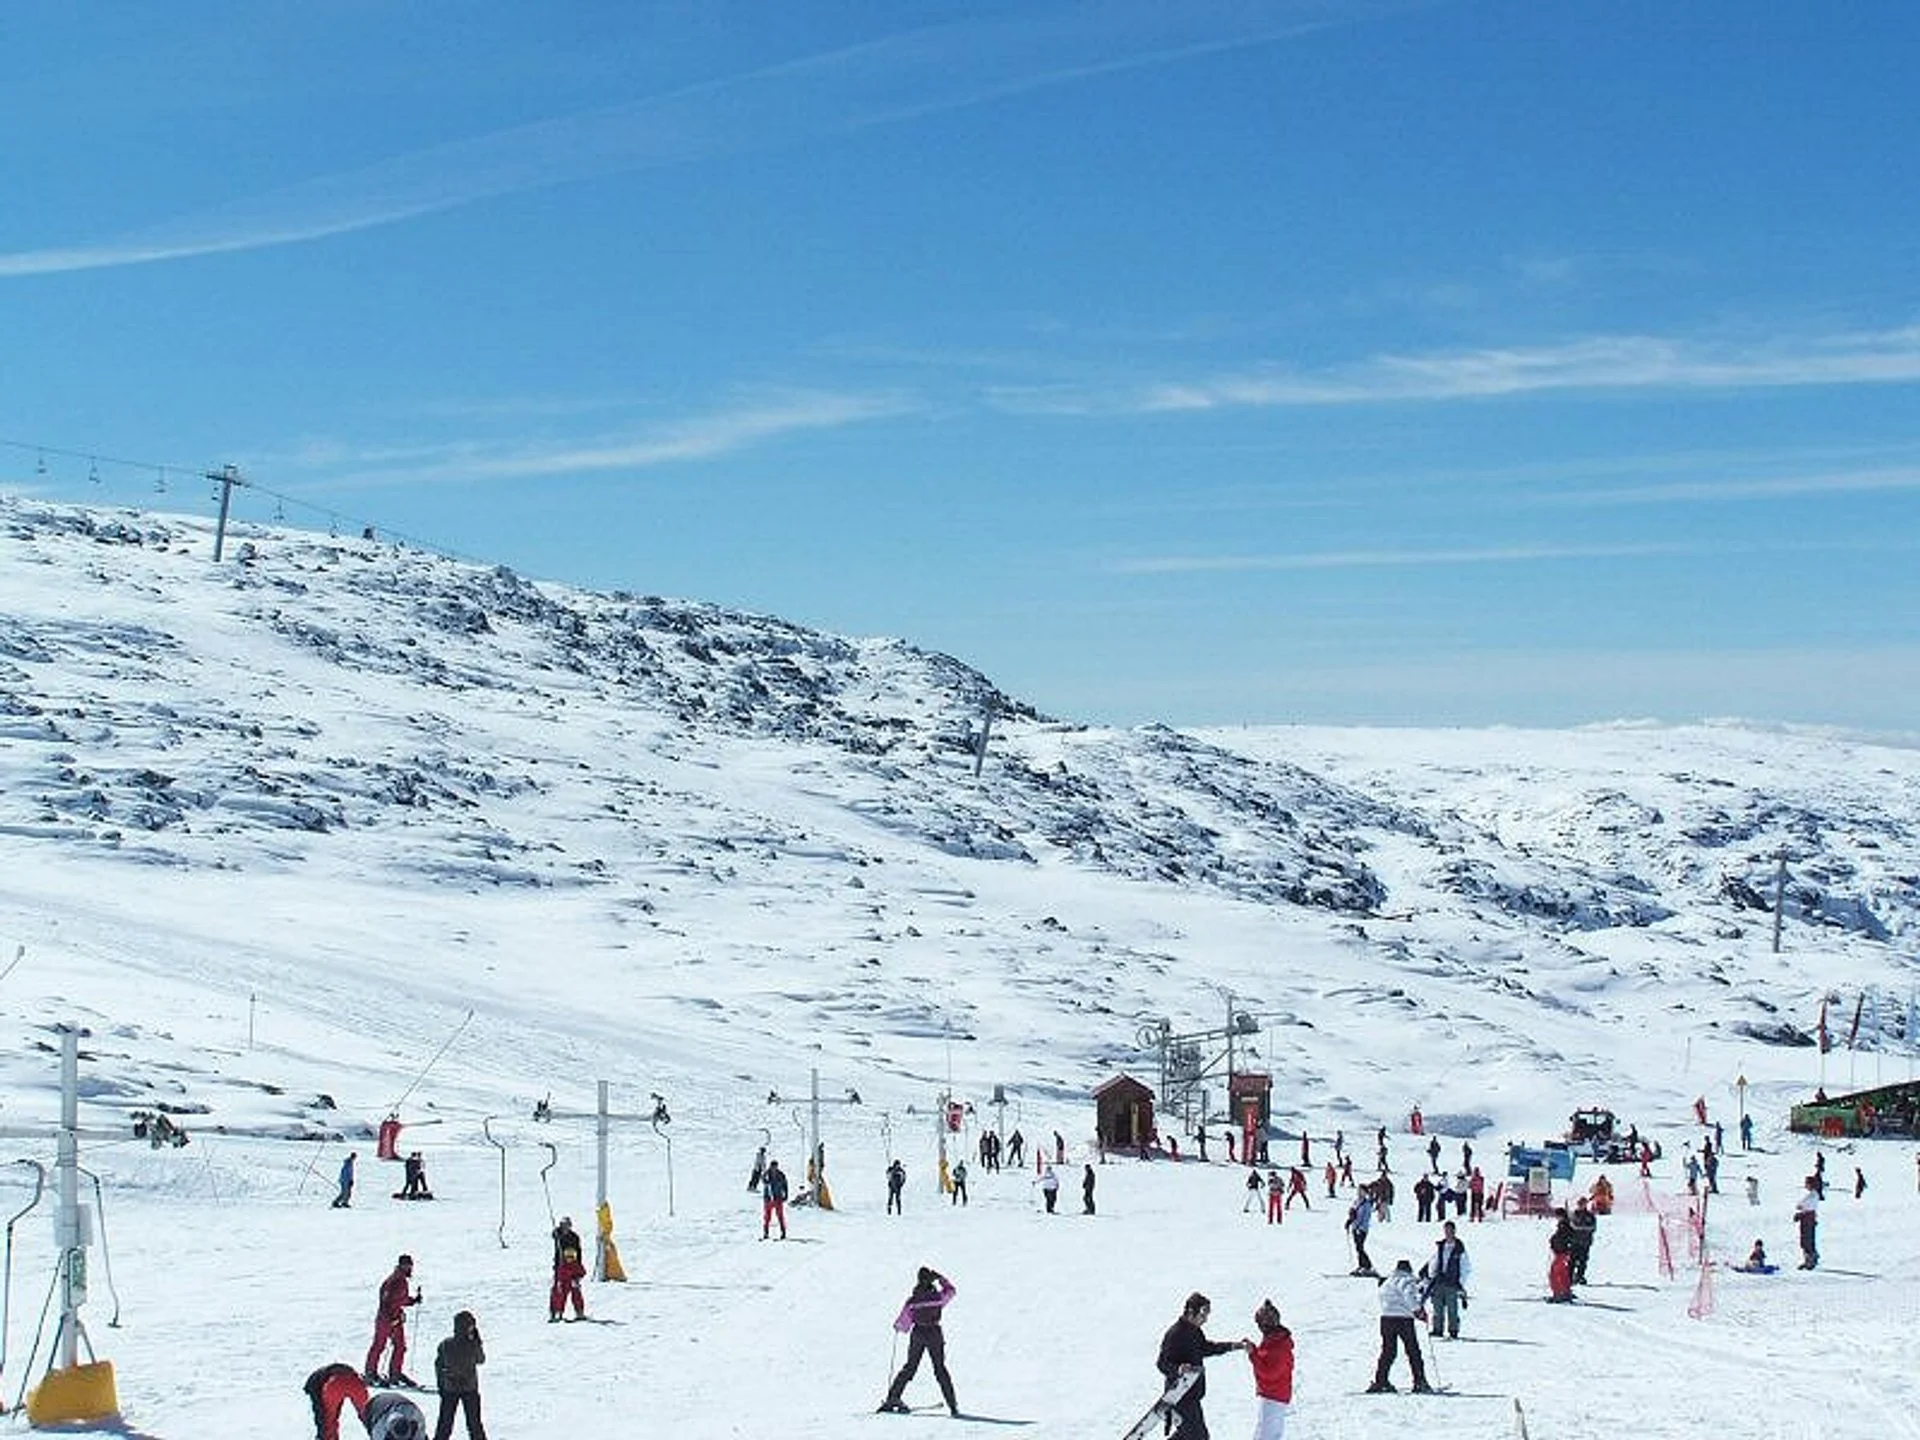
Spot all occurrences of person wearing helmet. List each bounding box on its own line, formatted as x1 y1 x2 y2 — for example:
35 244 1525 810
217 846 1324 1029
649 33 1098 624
364 1391 426 1440
430 1310 487 1440
550 1218 586 1321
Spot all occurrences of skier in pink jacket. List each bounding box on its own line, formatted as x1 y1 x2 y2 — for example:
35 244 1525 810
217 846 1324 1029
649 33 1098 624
878 1267 959 1416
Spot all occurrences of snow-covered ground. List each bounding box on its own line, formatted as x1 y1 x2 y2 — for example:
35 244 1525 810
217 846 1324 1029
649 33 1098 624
0 494 1916 1439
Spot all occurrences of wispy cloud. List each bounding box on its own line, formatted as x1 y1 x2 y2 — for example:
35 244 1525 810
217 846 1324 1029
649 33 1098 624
994 324 1920 415
277 389 911 491
1110 540 1703 574
0 2 1360 278
1555 464 1920 507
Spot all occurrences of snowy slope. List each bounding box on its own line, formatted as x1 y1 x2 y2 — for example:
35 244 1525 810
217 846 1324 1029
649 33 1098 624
0 493 1915 1439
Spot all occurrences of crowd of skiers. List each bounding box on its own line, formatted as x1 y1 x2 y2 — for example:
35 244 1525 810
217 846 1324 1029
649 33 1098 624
306 1097 1883 1439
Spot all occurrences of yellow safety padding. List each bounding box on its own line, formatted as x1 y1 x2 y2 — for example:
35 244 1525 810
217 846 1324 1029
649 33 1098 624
27 1360 119 1427
596 1201 627 1282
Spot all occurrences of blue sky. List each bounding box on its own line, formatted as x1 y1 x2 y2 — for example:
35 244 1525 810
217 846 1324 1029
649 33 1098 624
5 1 1918 729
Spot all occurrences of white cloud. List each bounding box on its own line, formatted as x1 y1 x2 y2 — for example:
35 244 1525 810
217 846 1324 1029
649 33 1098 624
275 390 912 491
0 3 1354 278
994 325 1920 416
1109 540 1703 575
1553 464 1920 507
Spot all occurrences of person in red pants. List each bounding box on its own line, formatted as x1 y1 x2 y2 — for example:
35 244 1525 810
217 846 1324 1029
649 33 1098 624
365 1254 422 1384
549 1217 587 1321
304 1362 371 1440
761 1159 790 1239
1547 1210 1576 1301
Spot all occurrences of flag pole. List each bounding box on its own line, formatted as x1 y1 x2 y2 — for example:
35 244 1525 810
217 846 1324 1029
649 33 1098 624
1817 997 1828 1095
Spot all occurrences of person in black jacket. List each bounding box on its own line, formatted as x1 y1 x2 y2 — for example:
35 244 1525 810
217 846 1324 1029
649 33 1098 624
1155 1292 1244 1440
886 1159 907 1215
431 1309 486 1440
1420 1221 1472 1339
879 1267 959 1416
1566 1196 1598 1284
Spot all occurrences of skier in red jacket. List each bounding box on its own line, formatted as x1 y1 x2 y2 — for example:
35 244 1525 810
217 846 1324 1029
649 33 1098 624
1245 1300 1294 1440
364 1254 422 1385
304 1362 371 1440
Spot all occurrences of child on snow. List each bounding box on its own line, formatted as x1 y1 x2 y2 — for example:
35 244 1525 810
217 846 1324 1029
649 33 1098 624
550 1217 587 1321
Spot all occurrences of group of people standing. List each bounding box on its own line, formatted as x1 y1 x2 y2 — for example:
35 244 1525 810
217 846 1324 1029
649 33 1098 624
328 1148 433 1207
1546 1196 1599 1301
1154 1291 1294 1440
303 1253 488 1440
1411 1166 1486 1223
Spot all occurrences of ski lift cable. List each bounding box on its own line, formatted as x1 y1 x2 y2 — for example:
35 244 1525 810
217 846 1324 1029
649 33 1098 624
0 433 488 567
10 1249 64 1413
75 1166 122 1327
0 1160 47 1383
538 1141 559 1226
482 1116 508 1250
388 1008 476 1115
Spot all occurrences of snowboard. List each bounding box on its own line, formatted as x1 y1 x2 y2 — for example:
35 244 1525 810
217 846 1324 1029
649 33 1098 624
1118 1368 1200 1440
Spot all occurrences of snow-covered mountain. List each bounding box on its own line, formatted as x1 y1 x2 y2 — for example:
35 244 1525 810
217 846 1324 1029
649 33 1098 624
2 492 1918 1440
4 493 1914 1115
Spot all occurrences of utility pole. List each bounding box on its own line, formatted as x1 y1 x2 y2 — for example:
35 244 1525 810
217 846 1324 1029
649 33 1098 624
55 1025 84 1372
1771 850 1788 954
972 704 995 779
541 1083 668 1279
22 1024 120 1426
1225 992 1236 1093
769 1068 860 1210
206 463 245 562
584 1082 673 1275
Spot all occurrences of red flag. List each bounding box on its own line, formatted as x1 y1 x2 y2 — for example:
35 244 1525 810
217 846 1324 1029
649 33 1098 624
1817 998 1830 1054
1847 993 1865 1049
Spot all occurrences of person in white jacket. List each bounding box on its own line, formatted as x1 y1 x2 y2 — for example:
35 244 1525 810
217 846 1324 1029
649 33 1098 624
1794 1176 1821 1269
1365 1261 1433 1394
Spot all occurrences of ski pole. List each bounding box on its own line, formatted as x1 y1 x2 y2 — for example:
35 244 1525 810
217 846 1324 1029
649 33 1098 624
884 1328 900 1401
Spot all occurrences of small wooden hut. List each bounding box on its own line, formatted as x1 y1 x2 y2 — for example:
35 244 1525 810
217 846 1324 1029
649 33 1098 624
1093 1074 1156 1151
